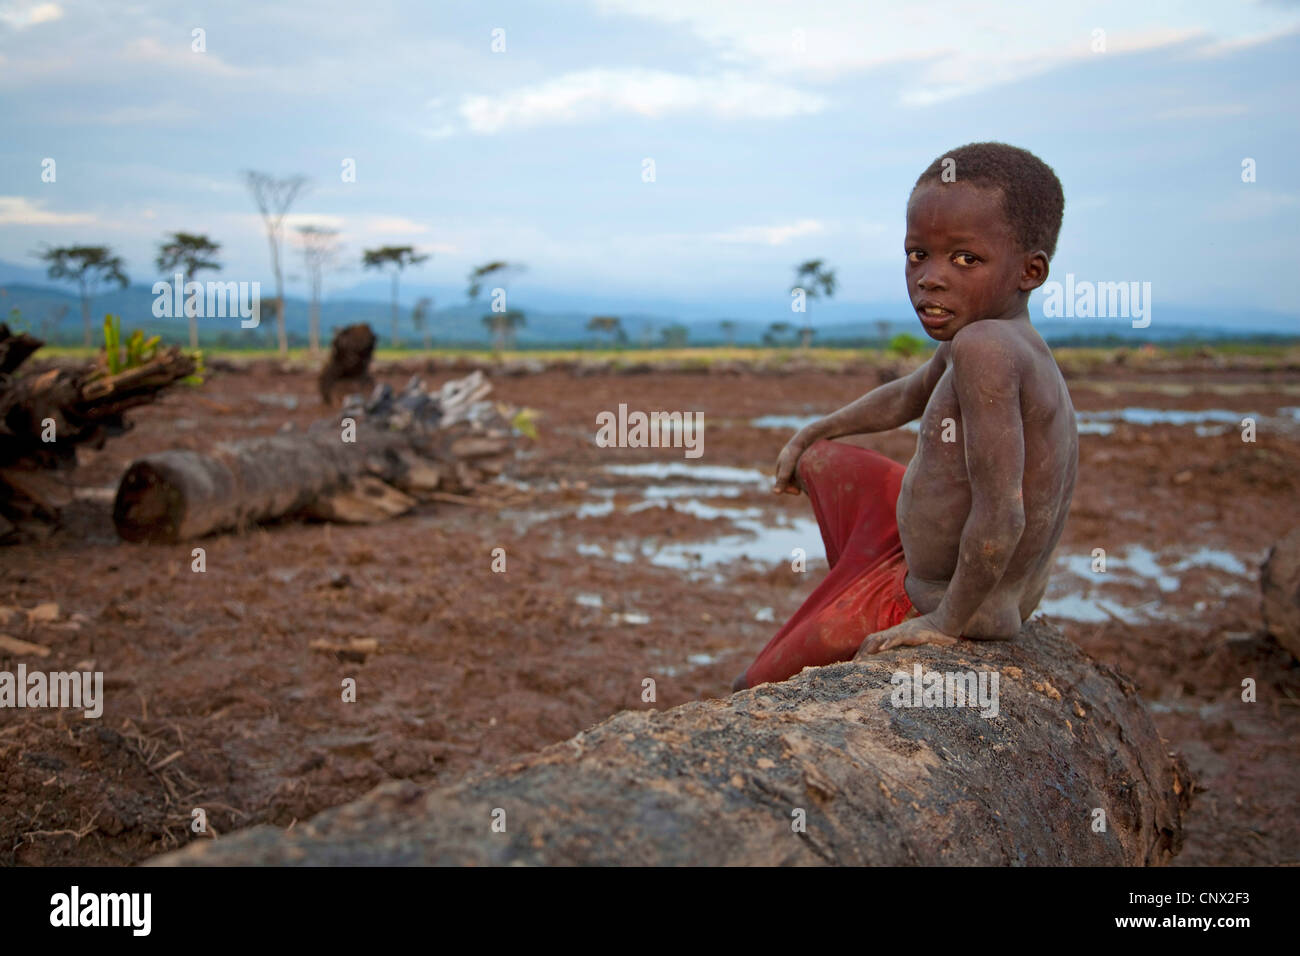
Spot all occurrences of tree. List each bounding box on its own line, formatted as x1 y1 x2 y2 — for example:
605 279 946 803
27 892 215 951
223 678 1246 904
36 245 129 347
362 245 429 348
660 323 689 349
467 261 526 352
719 319 737 348
586 315 623 349
243 171 309 355
155 232 222 350
763 320 794 348
481 309 526 351
791 258 837 349
874 318 892 349
297 226 340 355
412 296 434 351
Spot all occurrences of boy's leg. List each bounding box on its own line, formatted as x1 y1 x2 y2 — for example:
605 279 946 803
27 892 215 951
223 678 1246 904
733 440 907 689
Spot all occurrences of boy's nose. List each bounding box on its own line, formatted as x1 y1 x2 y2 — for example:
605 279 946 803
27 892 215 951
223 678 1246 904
916 272 946 290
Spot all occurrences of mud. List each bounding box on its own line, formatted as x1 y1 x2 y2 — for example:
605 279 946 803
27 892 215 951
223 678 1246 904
1 356 1297 865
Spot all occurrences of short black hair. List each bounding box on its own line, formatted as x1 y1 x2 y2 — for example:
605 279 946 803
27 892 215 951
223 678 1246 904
912 142 1065 259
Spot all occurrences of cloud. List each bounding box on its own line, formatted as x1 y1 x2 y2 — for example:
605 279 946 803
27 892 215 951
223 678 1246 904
446 68 827 134
122 37 247 77
711 219 825 245
0 196 95 226
591 0 1300 103
0 1 62 30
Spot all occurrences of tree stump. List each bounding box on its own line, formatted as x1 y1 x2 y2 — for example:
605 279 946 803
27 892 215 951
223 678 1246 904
151 619 1191 866
318 323 376 405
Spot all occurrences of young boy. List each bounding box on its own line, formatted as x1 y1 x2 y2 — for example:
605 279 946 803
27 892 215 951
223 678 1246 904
733 142 1078 691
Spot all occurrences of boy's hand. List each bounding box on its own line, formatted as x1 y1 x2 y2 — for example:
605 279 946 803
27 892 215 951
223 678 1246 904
773 433 811 495
855 614 959 657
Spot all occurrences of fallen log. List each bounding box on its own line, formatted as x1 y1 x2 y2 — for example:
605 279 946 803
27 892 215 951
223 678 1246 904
113 372 523 542
151 619 1191 866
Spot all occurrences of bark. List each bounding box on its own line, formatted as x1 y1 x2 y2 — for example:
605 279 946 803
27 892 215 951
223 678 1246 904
151 619 1191 866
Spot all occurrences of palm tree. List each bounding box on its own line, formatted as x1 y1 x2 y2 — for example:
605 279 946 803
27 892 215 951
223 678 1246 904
719 319 737 347
791 259 837 349
466 261 526 352
763 320 793 348
481 309 526 351
36 245 129 346
586 315 623 348
362 245 429 348
243 171 309 355
412 296 434 350
156 232 222 349
297 226 340 355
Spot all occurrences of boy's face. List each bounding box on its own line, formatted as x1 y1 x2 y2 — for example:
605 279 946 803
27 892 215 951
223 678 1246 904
904 181 1046 340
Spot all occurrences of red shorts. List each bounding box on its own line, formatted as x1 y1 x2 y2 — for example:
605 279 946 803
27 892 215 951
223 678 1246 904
736 440 916 689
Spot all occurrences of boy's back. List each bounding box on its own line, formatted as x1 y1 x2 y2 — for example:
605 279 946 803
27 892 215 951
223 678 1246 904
898 317 1077 639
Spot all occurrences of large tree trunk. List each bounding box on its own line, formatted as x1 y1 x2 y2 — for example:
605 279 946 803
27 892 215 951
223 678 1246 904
151 619 1191 866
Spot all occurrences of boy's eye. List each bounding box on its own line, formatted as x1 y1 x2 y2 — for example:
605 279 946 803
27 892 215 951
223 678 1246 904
953 253 979 266
906 250 925 263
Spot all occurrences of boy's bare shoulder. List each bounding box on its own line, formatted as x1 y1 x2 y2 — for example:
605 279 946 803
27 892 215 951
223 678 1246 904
947 320 1026 381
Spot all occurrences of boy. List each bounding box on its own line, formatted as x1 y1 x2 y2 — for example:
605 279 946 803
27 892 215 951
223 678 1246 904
733 142 1078 691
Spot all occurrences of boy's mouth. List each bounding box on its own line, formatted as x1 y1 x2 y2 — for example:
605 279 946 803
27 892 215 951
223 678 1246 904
915 301 954 327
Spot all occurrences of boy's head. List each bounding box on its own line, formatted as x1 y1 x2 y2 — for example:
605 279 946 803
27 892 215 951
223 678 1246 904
905 142 1064 340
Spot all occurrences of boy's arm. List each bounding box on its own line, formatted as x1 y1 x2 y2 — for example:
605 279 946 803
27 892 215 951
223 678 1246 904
803 346 948 443
925 330 1026 636
773 348 948 493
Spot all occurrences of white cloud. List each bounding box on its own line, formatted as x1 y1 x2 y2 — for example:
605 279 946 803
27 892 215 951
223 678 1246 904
0 196 95 226
0 1 62 30
711 219 825 245
591 0 1299 103
447 68 827 134
122 37 247 77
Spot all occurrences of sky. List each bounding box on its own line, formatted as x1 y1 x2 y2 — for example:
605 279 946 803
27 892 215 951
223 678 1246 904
1 0 1299 319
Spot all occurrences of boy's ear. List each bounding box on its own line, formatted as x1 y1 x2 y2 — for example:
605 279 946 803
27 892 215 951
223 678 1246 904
1019 250 1050 292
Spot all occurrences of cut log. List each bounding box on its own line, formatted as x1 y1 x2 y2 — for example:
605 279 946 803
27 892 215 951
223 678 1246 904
113 427 413 542
150 619 1191 866
1262 526 1300 660
113 372 523 542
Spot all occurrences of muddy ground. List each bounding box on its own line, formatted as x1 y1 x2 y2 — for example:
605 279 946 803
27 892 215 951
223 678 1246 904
2 354 1298 866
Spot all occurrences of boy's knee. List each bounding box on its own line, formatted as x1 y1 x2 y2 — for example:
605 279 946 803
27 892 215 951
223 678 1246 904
797 439 837 480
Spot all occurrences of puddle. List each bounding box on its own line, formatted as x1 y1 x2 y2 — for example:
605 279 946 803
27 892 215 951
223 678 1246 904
752 415 918 434
604 463 767 484
755 407 1289 438
1043 545 1257 621
255 393 300 410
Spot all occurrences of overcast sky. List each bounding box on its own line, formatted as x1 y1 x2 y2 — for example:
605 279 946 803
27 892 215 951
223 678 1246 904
1 0 1298 315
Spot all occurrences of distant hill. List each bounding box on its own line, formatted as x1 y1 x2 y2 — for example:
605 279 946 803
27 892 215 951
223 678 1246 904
2 261 1296 349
